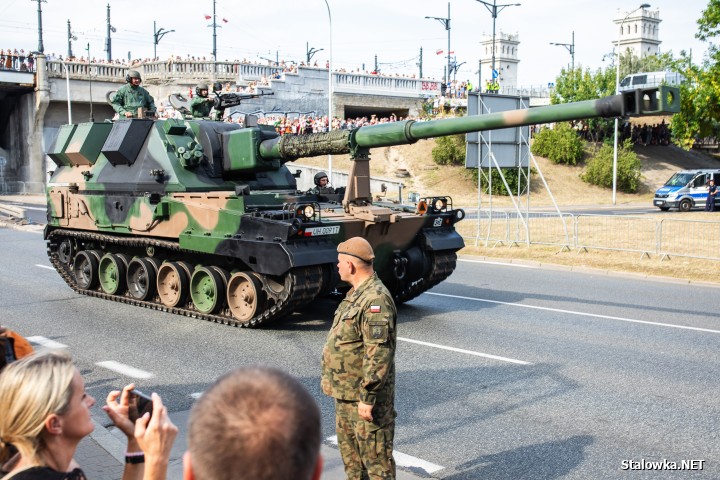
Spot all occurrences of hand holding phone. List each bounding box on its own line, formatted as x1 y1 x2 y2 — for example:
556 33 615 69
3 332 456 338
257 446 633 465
129 388 154 421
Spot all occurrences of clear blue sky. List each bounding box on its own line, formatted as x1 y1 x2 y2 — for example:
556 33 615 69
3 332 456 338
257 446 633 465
0 0 709 86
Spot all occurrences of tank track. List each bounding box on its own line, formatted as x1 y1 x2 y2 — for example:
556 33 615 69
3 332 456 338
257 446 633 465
46 229 323 328
394 251 457 304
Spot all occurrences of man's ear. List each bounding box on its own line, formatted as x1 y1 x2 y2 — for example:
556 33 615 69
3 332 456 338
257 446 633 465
183 451 195 480
44 414 63 435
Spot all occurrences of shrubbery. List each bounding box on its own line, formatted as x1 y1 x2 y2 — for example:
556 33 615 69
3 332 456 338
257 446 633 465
530 122 584 165
466 167 532 196
431 134 466 166
581 139 641 193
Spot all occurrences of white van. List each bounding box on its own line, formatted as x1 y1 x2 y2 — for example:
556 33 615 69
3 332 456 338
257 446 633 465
654 169 720 211
619 71 685 92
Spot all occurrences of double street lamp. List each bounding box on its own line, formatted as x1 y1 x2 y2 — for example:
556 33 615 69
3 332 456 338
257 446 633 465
475 0 520 81
153 21 175 60
612 3 650 205
550 31 575 72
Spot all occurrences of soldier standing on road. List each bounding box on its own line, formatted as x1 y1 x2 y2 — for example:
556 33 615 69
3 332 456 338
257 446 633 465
706 178 718 211
322 237 397 480
111 70 157 119
190 83 214 118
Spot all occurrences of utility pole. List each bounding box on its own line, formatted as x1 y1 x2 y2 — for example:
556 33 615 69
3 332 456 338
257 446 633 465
105 4 116 62
35 0 47 53
67 20 77 59
418 47 423 79
374 55 378 73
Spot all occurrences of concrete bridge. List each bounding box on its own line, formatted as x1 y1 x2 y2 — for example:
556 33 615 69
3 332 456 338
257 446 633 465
0 55 442 193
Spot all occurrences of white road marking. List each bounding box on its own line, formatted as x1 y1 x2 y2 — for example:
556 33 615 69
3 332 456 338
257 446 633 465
96 361 154 379
426 292 720 334
189 392 204 399
35 264 54 270
26 336 68 349
398 337 531 365
327 436 443 474
459 258 536 268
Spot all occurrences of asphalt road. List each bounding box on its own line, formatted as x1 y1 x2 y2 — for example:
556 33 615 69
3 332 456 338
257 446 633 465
1 228 718 479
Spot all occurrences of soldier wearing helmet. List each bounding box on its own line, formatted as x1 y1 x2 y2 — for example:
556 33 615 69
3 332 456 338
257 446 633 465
309 171 335 195
111 70 157 119
190 83 214 118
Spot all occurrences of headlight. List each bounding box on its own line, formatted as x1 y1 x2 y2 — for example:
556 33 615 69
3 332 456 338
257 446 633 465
295 204 315 220
433 198 447 211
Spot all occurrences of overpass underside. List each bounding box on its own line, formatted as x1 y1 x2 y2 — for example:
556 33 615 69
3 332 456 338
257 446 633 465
333 93 422 120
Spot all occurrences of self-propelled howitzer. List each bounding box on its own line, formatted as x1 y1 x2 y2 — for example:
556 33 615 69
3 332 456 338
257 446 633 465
44 86 679 327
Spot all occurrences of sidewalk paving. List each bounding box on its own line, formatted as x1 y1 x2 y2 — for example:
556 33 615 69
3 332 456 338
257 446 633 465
81 412 425 480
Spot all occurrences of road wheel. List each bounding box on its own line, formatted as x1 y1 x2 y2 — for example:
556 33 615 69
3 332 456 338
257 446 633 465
98 253 130 295
679 199 692 212
157 261 191 308
73 250 101 290
57 238 76 265
227 272 266 322
127 257 160 301
190 266 229 314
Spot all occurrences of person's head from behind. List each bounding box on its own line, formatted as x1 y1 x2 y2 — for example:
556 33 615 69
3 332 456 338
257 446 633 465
0 351 95 466
184 366 322 480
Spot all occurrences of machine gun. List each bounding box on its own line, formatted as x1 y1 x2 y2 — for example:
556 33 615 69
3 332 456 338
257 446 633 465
210 81 274 116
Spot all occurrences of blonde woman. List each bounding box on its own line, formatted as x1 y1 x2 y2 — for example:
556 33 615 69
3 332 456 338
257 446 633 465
0 351 177 480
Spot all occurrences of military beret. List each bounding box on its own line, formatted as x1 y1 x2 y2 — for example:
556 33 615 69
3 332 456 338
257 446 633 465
337 237 375 263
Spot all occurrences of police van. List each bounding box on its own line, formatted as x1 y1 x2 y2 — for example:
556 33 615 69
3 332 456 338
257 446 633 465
619 71 685 92
653 169 720 211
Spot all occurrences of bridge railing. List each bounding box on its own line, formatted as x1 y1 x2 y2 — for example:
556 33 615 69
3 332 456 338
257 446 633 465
44 59 442 97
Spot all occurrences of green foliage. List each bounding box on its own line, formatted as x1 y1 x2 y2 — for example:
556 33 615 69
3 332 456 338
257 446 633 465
530 122 584 165
581 140 641 193
431 134 466 166
466 167 533 196
696 0 720 41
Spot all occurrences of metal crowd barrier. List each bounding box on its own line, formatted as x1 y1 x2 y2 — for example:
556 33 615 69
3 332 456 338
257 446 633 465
459 211 720 261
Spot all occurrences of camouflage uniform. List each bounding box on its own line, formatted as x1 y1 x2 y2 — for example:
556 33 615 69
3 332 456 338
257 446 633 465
322 272 397 480
111 84 156 118
310 185 336 195
190 95 213 118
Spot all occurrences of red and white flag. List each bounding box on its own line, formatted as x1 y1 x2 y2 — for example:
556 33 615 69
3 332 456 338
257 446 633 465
204 14 211 20
222 18 229 23
436 49 443 55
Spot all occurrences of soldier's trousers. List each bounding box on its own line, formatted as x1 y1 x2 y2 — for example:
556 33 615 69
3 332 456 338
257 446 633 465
335 399 396 480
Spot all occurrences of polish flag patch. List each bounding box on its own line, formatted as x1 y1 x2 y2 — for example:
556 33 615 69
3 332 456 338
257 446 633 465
369 305 382 313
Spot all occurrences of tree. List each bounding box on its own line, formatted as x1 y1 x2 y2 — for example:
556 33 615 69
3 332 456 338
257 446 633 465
669 0 720 148
530 123 584 165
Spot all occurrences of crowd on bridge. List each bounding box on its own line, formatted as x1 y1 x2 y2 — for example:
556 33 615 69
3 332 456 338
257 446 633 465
0 49 35 72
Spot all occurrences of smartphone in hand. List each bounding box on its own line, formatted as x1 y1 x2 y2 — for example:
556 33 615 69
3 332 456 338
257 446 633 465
129 388 154 421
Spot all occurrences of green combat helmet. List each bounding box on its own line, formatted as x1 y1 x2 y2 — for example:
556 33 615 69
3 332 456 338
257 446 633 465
126 70 142 83
44 86 680 328
196 83 209 97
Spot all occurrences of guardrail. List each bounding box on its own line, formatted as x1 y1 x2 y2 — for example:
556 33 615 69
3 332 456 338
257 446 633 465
456 211 720 261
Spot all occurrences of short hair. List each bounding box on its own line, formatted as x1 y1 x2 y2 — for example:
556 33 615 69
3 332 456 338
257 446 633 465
188 366 321 480
0 351 76 465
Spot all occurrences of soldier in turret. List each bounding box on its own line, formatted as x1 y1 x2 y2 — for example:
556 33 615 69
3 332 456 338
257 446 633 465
322 237 397 480
111 70 157 118
309 171 335 194
190 83 214 118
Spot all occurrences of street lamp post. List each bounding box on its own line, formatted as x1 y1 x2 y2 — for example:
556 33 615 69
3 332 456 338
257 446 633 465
306 43 323 64
425 3 451 95
67 20 77 59
153 21 175 60
550 31 575 72
105 4 116 62
612 3 650 205
59 59 72 124
35 0 46 54
323 0 333 181
475 0 520 82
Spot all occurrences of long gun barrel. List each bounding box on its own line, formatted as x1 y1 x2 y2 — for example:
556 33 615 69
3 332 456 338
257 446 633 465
258 86 679 161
